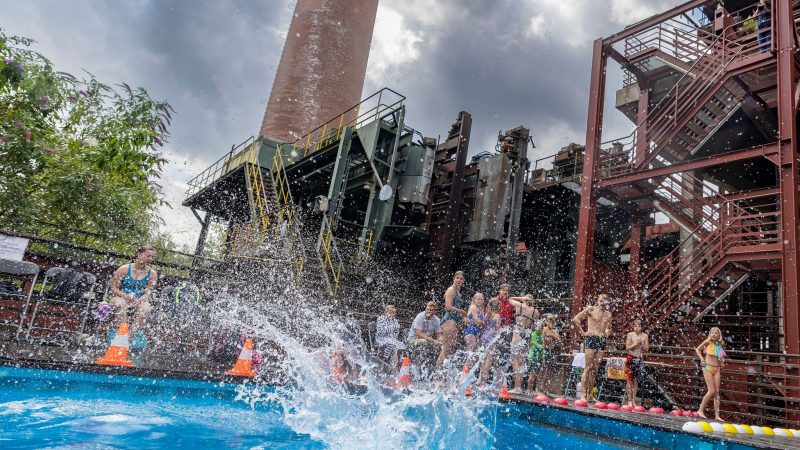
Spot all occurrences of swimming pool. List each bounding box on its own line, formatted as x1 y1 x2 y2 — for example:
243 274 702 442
0 366 752 449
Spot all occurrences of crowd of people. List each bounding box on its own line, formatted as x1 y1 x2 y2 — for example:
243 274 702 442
99 247 729 420
374 271 728 420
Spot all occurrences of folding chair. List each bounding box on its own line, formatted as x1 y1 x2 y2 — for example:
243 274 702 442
0 258 40 338
563 352 585 397
598 356 628 403
25 267 97 342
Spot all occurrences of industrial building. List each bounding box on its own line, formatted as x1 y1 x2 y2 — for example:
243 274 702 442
181 0 800 425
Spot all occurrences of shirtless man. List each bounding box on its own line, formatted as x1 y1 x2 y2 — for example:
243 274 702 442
624 319 649 407
508 294 540 394
572 293 613 401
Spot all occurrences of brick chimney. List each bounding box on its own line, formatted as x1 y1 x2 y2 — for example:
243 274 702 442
259 0 379 142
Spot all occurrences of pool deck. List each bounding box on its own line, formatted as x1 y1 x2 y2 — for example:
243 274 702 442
1 336 797 450
502 392 800 450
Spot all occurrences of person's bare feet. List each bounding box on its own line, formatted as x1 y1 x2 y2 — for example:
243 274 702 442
508 388 522 395
715 416 724 422
697 411 707 419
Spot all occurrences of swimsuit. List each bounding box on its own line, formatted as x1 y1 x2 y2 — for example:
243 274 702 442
480 318 499 345
498 297 515 327
120 264 151 298
511 325 531 356
442 290 462 323
465 310 484 336
625 355 646 382
702 342 725 375
585 335 607 351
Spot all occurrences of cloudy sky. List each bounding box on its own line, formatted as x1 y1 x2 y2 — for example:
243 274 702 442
4 0 672 248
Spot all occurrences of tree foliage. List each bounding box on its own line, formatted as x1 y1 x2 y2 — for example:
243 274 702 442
0 29 174 252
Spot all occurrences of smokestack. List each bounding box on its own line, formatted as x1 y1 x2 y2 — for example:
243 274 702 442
260 0 379 142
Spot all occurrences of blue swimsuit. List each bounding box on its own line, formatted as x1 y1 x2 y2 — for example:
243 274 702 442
120 264 151 298
465 310 484 336
442 291 462 323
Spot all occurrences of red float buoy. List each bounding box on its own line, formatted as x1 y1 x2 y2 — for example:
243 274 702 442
670 409 682 416
534 394 550 404
680 410 693 417
574 399 588 407
633 406 646 413
553 397 569 406
649 407 665 414
593 402 608 409
620 405 634 412
607 403 620 410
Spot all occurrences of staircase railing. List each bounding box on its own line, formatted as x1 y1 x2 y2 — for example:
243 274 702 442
636 195 780 326
280 87 405 162
318 215 344 296
269 145 306 281
245 139 271 239
602 5 771 176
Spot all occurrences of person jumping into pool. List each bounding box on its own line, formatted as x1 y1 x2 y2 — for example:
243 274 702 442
109 244 157 347
437 271 468 370
695 327 726 421
508 294 540 394
624 319 649 408
572 293 613 401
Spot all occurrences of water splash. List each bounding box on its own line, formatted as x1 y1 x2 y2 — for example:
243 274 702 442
209 286 504 449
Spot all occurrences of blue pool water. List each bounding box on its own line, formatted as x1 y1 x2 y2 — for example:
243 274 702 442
0 366 746 449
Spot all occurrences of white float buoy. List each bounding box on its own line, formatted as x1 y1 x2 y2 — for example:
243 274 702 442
709 422 725 433
682 422 703 433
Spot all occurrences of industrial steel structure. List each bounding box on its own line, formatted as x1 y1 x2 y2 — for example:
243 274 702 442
181 0 800 426
569 0 799 422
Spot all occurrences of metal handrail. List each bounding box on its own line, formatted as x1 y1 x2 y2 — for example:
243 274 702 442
638 201 780 325
319 216 344 296
280 87 406 162
185 136 257 198
602 3 773 175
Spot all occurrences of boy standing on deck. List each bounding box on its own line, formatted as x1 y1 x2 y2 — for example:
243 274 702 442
571 293 613 401
624 319 649 407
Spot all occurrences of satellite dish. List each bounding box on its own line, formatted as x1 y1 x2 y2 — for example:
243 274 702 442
379 185 393 201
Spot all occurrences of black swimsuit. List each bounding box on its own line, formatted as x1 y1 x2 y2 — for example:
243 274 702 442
585 335 607 350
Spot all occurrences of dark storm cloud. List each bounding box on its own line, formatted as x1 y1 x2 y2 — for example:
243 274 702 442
2 0 672 244
367 0 669 159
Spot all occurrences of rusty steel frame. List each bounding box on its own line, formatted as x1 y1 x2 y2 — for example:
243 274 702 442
574 0 800 370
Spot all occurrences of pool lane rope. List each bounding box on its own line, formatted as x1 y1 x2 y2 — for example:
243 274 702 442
682 421 800 437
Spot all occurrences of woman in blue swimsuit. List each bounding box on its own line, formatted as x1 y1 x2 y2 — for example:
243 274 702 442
436 271 468 370
109 245 157 344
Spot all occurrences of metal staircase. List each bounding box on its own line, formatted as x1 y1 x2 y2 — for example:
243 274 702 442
603 7 785 339
602 11 771 177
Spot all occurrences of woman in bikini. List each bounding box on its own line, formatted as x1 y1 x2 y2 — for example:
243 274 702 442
695 327 726 421
437 271 468 370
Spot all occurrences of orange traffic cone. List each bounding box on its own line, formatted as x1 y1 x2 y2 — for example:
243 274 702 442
396 356 411 389
227 338 257 377
499 384 510 400
95 322 134 367
458 364 473 397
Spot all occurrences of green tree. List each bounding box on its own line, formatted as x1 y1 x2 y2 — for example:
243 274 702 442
0 29 173 252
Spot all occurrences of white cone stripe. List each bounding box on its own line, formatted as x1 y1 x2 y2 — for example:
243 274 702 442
239 348 253 360
110 333 129 348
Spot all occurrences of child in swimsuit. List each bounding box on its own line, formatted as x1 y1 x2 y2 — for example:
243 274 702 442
478 299 502 385
695 327 726 421
464 293 486 353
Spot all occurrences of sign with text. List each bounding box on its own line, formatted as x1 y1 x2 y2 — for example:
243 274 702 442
0 235 29 261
